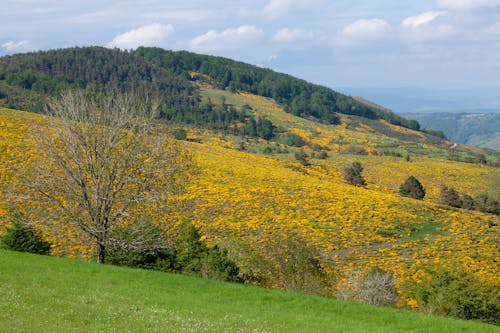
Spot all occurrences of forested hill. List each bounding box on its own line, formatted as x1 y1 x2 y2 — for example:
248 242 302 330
135 47 420 130
0 46 419 131
0 47 197 114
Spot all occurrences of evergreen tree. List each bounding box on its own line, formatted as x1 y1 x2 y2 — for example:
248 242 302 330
399 176 426 200
1 212 51 255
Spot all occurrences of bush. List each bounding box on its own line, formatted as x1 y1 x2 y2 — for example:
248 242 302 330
358 267 398 307
475 193 500 215
107 224 241 283
399 176 425 200
0 213 51 255
343 161 366 186
173 128 187 140
439 185 462 208
294 150 310 166
343 145 368 155
176 225 241 282
245 233 332 295
262 146 273 154
279 132 306 147
438 185 499 215
402 266 500 324
317 151 328 159
106 248 177 271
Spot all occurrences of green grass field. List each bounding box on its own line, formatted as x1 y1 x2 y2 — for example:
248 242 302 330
0 250 498 332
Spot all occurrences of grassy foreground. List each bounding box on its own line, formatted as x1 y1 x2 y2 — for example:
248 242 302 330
0 250 498 332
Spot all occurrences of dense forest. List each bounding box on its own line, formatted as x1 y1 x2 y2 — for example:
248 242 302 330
0 46 420 134
135 47 420 130
0 47 196 114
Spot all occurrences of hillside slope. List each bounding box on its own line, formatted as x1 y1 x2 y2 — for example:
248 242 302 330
1 102 498 311
1 249 498 333
0 47 498 321
0 46 419 130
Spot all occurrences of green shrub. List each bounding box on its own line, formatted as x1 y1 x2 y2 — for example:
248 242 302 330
279 132 306 147
176 225 241 282
402 266 500 324
105 248 177 271
475 193 500 215
317 151 328 159
1 213 51 255
106 224 241 283
399 176 425 200
262 146 273 154
173 128 187 140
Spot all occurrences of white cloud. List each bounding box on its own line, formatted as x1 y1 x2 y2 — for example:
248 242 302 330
107 23 174 50
337 19 390 45
401 12 454 41
190 25 263 51
437 0 500 11
263 0 323 19
272 28 320 42
2 40 29 51
401 11 445 30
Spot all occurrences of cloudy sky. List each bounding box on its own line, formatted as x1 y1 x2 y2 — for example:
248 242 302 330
1 0 500 112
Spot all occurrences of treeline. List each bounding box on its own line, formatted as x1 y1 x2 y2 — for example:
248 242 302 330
135 47 420 130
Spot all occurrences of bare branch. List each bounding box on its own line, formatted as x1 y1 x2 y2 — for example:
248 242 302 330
15 89 194 263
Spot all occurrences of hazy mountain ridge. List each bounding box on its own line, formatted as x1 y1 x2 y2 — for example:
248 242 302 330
403 112 500 150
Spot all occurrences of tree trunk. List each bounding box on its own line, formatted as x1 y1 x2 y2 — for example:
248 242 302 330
97 242 105 264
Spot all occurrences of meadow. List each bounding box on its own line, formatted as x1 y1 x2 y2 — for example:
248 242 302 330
1 249 498 333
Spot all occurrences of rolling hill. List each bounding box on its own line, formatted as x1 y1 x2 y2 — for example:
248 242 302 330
0 47 499 324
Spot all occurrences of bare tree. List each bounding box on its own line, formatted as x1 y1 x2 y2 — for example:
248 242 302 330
342 161 366 187
18 89 193 263
358 267 398 306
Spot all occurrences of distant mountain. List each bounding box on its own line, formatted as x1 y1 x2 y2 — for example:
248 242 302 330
403 112 500 150
341 87 500 114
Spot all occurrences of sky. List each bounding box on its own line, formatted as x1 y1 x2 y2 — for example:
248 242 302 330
1 0 500 112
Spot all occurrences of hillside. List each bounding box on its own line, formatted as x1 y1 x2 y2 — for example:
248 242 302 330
0 46 499 323
404 112 500 150
1 100 498 314
135 47 420 130
1 249 498 333
0 47 419 130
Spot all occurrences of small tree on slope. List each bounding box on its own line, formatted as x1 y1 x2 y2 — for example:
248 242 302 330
399 176 426 200
343 161 366 187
